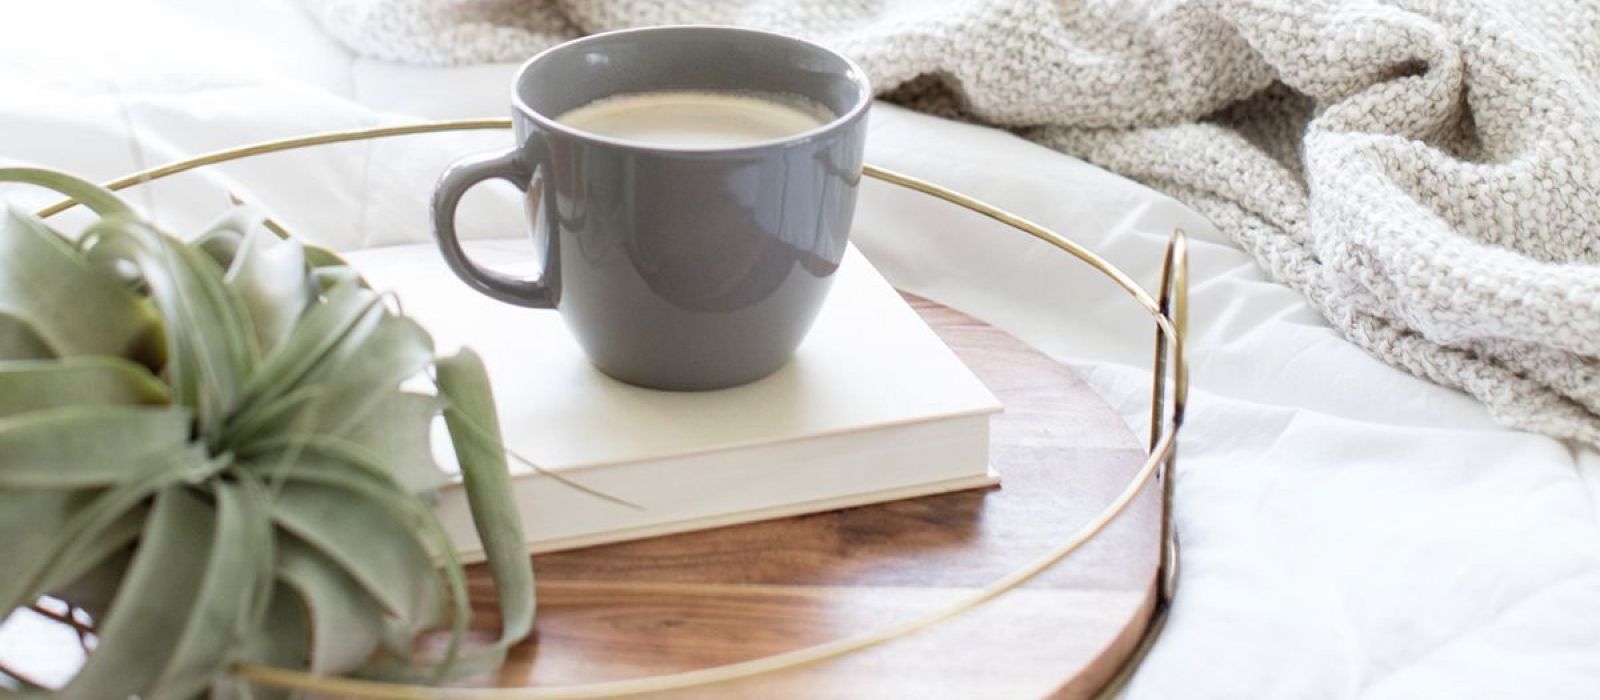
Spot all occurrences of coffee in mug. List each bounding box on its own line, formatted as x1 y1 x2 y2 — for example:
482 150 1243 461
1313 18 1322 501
431 26 871 391
555 90 832 148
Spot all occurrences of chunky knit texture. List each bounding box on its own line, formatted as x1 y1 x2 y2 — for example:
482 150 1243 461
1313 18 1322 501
304 0 1600 445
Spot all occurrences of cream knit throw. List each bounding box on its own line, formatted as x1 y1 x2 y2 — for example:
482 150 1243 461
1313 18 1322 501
304 0 1600 446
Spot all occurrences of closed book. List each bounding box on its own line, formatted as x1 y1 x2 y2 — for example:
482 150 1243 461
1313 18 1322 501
346 242 1001 560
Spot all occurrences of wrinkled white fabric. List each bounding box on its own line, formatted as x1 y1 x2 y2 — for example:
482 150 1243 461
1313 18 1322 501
300 0 1600 445
0 1 1596 697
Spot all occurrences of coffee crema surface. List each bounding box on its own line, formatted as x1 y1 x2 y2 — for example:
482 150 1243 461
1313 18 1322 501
555 90 832 149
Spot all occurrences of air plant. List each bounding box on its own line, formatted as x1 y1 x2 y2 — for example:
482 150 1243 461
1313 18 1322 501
0 168 534 697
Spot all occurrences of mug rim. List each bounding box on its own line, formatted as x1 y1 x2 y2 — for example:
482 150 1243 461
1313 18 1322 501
510 24 873 156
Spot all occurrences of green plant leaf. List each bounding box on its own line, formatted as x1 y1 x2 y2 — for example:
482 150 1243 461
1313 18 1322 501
193 226 243 269
436 349 536 653
269 478 442 628
0 357 169 417
0 312 57 360
244 301 444 487
275 535 385 674
84 216 257 444
236 294 445 489
302 243 345 269
26 453 197 604
223 224 315 355
0 167 134 218
302 241 366 288
304 243 373 292
11 453 194 619
151 480 272 699
234 473 282 644
332 392 449 493
0 489 99 614
233 281 380 424
0 405 192 488
40 513 142 619
235 581 310 700
230 300 447 483
64 486 215 700
303 314 435 435
0 167 542 692
247 445 466 673
0 206 160 365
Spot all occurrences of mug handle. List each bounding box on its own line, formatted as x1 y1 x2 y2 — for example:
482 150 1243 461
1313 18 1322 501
430 139 554 308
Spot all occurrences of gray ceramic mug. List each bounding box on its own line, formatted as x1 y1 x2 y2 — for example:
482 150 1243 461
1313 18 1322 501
431 26 871 391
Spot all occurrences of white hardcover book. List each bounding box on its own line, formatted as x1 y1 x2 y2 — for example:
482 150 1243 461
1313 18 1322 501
345 242 1002 560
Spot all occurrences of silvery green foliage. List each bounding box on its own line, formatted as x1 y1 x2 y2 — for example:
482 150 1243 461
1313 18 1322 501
0 168 534 698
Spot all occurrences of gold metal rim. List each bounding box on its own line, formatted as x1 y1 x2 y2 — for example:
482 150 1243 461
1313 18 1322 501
38 119 1187 699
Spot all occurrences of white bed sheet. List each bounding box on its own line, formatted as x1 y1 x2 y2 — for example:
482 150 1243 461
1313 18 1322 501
2 1 1597 697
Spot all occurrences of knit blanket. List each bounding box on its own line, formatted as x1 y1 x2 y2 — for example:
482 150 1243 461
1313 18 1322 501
304 0 1600 446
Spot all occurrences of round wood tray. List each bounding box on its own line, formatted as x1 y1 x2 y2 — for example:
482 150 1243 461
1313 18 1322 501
17 120 1187 698
434 295 1160 698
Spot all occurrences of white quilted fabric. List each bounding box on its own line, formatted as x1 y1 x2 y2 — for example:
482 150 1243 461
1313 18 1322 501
302 0 1600 446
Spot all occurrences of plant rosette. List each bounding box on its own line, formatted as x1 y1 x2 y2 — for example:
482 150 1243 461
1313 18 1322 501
0 168 535 698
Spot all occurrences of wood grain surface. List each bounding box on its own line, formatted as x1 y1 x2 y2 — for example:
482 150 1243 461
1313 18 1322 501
0 296 1159 698
443 295 1161 698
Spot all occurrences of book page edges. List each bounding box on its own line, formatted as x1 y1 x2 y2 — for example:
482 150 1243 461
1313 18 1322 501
481 402 1002 479
438 412 996 558
448 469 1000 564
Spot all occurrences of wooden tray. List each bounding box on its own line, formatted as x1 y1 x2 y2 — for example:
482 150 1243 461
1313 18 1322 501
435 295 1160 698
11 121 1187 698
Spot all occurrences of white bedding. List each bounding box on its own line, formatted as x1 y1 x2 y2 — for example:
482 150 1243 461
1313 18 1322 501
2 1 1597 696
